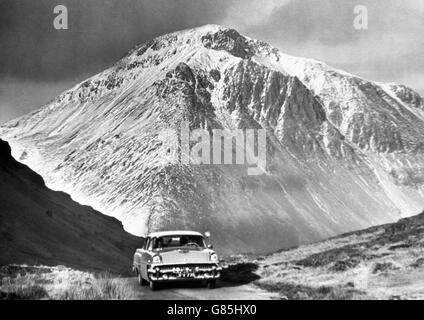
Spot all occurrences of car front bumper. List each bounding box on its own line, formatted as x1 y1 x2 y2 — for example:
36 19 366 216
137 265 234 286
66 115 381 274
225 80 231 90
147 263 222 282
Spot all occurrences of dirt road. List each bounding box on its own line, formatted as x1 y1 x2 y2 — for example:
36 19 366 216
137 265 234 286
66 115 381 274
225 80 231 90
125 277 280 300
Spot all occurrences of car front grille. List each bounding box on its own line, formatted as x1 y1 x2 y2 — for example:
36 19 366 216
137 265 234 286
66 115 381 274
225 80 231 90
158 264 219 273
147 263 221 281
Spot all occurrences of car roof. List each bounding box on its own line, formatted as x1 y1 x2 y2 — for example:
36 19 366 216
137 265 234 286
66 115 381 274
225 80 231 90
147 230 204 238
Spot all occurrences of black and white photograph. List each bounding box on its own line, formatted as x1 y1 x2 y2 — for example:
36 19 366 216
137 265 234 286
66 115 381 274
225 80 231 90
1 0 424 304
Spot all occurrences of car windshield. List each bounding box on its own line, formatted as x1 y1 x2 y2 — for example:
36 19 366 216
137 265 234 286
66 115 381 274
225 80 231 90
152 235 206 251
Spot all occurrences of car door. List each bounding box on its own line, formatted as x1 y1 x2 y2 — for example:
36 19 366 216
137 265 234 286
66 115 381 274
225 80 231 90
140 237 151 280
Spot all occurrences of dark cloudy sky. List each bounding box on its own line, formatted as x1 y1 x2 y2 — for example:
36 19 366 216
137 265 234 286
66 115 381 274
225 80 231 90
1 0 423 123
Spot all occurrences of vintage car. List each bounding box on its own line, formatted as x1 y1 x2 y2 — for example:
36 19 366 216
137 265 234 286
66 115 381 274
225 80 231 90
132 230 221 290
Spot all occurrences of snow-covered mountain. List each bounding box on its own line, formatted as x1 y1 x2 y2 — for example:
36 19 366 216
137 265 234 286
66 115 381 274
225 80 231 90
1 25 423 254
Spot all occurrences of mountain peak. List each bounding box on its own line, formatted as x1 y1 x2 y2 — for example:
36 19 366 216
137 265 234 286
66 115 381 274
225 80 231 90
125 23 256 61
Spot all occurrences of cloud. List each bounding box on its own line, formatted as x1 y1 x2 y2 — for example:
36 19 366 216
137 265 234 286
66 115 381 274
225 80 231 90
1 0 423 123
229 0 424 95
220 0 292 28
2 0 423 90
0 0 228 81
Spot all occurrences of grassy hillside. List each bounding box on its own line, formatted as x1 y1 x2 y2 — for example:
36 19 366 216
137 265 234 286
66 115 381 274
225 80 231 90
228 211 424 299
0 265 137 300
0 139 142 275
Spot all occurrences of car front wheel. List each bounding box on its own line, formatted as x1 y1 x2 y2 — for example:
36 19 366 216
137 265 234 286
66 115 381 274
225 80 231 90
137 270 148 286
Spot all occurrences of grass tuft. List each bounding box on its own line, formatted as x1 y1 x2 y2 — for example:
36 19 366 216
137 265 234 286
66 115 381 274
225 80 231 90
0 265 137 300
59 274 136 300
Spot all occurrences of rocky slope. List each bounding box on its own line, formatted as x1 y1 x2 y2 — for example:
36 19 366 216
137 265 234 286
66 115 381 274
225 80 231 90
0 140 141 274
1 25 423 254
251 210 424 300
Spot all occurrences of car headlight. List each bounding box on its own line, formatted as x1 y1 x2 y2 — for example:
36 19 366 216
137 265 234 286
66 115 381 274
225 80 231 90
210 253 218 262
152 255 162 264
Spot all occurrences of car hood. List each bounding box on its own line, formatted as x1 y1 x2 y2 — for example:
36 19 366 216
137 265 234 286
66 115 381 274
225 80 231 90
157 249 213 265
